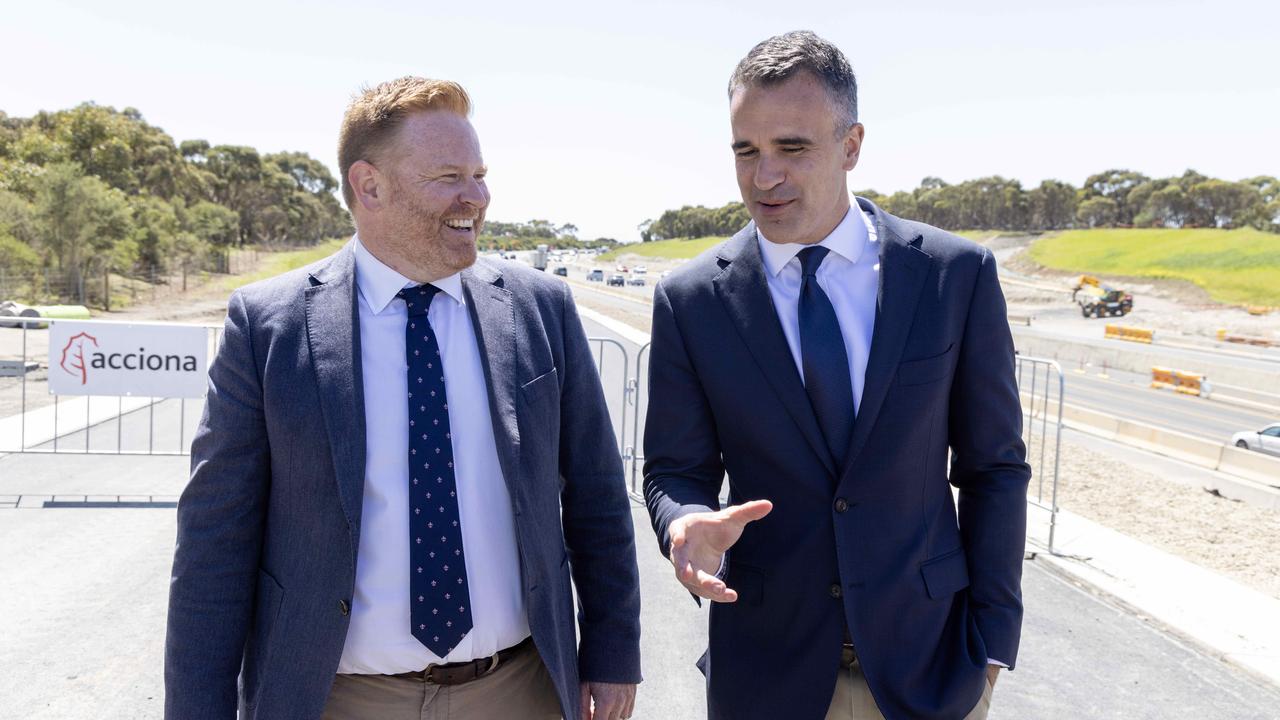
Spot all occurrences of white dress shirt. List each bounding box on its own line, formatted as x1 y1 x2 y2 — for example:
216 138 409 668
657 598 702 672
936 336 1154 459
757 206 879 415
337 237 529 674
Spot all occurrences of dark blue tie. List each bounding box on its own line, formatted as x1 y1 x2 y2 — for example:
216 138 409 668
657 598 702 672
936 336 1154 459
797 246 855 467
399 285 472 657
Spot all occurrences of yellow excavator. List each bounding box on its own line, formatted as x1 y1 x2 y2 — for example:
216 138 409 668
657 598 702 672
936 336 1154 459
1072 275 1133 318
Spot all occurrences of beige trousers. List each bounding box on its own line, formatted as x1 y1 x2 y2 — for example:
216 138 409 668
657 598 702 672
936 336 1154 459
824 660 993 720
321 641 562 720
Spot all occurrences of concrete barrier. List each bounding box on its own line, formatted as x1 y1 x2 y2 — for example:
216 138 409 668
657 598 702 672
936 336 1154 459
1030 392 1268 475
1218 446 1280 486
1113 419 1225 469
1060 403 1121 438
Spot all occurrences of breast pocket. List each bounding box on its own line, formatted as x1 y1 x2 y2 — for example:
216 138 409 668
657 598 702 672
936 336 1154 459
519 367 561 454
895 343 956 387
520 367 560 404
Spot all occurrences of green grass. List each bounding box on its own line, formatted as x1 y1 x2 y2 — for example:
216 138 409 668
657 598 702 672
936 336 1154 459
224 238 347 291
600 236 728 261
1029 228 1280 306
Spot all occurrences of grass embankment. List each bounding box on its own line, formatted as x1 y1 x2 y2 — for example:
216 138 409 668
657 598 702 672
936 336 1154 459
224 238 347 291
600 236 727 262
1029 228 1280 307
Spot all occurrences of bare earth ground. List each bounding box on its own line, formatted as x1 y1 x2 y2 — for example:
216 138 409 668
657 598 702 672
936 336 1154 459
1048 435 1280 599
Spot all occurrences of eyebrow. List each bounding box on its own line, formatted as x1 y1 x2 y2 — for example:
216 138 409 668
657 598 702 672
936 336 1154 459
417 164 487 177
730 136 815 151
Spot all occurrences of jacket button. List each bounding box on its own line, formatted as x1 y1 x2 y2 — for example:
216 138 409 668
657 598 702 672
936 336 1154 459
834 498 849 513
830 584 843 599
339 599 350 616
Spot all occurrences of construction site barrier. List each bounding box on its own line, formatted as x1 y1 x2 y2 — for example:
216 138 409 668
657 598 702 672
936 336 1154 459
1105 324 1154 344
1216 329 1279 348
1151 366 1208 397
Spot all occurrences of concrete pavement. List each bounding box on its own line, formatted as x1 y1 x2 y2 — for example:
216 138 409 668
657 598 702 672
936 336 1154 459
4 449 1280 718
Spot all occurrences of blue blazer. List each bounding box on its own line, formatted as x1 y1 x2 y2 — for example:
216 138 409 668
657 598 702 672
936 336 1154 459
644 200 1030 720
165 243 641 719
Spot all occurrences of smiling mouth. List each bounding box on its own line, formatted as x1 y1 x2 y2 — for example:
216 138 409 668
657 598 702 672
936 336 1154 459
443 218 477 233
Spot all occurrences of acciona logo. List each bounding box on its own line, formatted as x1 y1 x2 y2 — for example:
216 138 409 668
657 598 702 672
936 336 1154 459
49 321 209 398
59 331 99 385
59 332 200 385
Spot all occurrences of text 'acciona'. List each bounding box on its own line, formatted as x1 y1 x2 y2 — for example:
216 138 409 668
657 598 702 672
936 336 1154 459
90 347 199 372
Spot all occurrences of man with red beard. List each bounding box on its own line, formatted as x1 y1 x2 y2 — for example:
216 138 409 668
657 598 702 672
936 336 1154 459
166 77 640 720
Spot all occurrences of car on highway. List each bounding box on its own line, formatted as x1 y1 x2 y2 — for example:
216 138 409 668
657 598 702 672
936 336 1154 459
1231 423 1280 457
552 266 568 277
632 265 647 275
627 277 646 286
586 269 604 281
607 274 626 287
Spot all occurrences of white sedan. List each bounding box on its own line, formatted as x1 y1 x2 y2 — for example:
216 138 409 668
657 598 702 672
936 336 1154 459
1231 423 1280 457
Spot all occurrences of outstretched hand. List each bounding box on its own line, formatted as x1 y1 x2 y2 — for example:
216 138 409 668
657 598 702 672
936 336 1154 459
668 499 773 602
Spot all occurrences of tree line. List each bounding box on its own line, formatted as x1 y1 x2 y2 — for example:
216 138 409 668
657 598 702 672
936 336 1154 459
0 103 350 302
478 219 616 252
638 169 1280 241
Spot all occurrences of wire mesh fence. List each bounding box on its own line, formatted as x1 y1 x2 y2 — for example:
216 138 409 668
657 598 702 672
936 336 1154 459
0 248 259 310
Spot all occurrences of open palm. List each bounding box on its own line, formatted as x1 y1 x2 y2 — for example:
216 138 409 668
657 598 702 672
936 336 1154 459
668 499 772 602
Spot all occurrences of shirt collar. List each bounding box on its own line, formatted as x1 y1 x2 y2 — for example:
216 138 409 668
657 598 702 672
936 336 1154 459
757 206 872 278
352 235 465 314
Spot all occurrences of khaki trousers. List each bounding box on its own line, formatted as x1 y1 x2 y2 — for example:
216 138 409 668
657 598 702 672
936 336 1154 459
824 653 993 720
321 641 562 720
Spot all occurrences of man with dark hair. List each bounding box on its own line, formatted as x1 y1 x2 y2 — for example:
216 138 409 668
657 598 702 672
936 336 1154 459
166 77 641 720
644 31 1030 719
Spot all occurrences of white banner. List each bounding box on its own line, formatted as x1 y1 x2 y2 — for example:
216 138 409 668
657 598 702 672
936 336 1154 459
49 321 209 398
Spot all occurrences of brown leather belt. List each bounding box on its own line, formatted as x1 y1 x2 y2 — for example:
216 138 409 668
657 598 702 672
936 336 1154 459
392 636 533 685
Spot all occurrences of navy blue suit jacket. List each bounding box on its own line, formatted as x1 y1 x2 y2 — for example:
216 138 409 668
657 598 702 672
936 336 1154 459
643 200 1030 720
165 243 641 719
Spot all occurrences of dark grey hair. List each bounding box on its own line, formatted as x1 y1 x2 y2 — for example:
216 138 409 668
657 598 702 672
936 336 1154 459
728 30 859 131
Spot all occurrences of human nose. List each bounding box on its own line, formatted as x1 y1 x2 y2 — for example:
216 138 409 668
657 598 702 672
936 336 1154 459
460 177 488 208
753 155 785 192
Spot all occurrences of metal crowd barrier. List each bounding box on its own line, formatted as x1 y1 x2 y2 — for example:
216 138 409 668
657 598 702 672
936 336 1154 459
0 315 221 456
3 317 1064 554
1016 355 1065 554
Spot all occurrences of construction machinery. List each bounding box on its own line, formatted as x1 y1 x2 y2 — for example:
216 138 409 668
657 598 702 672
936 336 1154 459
1072 275 1133 318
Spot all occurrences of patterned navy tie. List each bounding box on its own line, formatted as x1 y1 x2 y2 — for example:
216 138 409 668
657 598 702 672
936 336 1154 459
398 285 472 657
797 246 855 466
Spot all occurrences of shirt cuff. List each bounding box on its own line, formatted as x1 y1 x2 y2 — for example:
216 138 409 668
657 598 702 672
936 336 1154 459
987 659 1008 668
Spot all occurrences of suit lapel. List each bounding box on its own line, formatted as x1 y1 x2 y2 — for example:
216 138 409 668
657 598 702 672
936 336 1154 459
714 225 837 476
842 202 931 478
459 260 522 494
304 242 367 536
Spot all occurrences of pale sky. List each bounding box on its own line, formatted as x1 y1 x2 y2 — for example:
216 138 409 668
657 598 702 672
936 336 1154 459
4 0 1278 241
